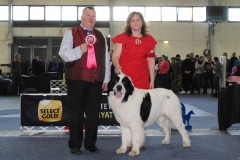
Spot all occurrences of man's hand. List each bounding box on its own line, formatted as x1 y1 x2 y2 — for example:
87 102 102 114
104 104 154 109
102 82 108 92
80 43 89 53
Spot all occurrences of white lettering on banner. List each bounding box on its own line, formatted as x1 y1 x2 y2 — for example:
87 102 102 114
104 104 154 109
101 103 111 110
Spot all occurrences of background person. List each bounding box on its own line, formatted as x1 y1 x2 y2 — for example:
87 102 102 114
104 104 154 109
0 63 2 74
212 57 222 97
223 52 230 87
156 55 170 89
10 53 22 95
223 52 229 72
154 57 161 88
195 56 206 94
47 56 60 73
227 52 238 74
58 6 110 154
195 55 199 61
108 50 115 80
57 56 65 79
189 52 196 93
204 55 214 95
47 56 61 79
175 54 182 63
166 56 174 89
181 54 192 93
31 56 45 76
171 57 182 93
112 11 157 89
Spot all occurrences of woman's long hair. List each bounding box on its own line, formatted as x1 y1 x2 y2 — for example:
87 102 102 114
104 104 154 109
123 11 149 36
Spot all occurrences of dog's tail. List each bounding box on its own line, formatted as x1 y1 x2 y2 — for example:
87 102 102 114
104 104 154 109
168 93 184 129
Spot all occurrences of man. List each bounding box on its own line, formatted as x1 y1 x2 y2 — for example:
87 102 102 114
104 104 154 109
10 53 22 95
176 54 182 63
171 57 182 93
47 56 61 79
223 52 230 87
223 52 230 71
189 52 196 93
227 52 238 73
59 6 110 154
165 56 174 89
31 56 45 76
195 55 199 61
47 56 60 72
57 56 65 79
108 50 115 80
181 54 192 93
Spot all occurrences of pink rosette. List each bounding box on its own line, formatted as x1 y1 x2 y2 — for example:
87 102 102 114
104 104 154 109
85 34 97 70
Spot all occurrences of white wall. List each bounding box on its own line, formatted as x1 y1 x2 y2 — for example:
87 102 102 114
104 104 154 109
214 23 240 57
1 0 240 73
0 22 11 73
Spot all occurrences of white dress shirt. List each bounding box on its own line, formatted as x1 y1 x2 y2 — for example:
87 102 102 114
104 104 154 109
58 26 111 83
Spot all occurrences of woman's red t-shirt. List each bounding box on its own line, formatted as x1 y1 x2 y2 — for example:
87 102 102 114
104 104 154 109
112 33 157 89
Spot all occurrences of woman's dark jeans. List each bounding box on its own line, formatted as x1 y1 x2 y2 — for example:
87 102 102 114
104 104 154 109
196 73 206 93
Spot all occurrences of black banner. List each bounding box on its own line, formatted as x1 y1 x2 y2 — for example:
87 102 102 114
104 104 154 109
21 94 119 126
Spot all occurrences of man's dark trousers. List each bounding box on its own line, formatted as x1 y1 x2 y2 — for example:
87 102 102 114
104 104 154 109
67 79 102 149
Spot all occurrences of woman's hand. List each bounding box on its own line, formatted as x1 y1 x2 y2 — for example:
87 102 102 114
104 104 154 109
149 81 154 89
112 43 122 74
114 65 122 73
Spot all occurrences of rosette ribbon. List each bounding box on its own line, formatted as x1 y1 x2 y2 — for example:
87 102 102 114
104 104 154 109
85 34 97 70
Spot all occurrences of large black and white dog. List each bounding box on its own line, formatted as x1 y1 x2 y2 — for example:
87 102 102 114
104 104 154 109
108 73 191 156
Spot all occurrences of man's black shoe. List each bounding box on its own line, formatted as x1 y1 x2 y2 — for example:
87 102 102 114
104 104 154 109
85 146 99 153
70 148 81 154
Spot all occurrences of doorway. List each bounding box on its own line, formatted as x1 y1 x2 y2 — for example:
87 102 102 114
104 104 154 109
18 46 47 75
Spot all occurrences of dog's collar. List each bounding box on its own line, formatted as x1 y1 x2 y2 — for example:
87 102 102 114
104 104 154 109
117 70 122 74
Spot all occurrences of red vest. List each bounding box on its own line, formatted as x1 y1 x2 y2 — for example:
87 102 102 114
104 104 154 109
65 26 106 82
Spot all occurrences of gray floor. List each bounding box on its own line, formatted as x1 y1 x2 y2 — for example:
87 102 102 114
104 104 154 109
0 91 240 160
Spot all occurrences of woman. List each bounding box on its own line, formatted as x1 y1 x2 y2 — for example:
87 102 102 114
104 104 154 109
212 57 222 97
156 55 170 89
195 56 206 94
112 11 157 89
204 55 214 95
10 53 22 95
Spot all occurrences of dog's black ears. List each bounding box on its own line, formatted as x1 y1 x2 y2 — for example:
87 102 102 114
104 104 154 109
126 79 134 95
122 76 134 102
107 74 119 93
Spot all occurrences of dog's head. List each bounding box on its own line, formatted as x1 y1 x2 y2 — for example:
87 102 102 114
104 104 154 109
108 73 134 102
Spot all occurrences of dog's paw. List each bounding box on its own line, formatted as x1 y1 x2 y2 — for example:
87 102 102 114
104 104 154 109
140 145 147 150
183 141 191 148
116 148 127 154
128 150 139 156
162 139 170 145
